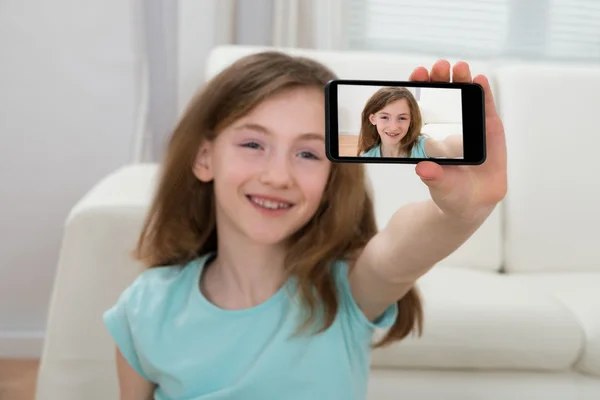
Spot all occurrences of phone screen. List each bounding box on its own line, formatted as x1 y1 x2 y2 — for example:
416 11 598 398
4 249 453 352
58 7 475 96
325 80 486 165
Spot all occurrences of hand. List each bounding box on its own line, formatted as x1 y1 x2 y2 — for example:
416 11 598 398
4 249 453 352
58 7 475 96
410 60 507 221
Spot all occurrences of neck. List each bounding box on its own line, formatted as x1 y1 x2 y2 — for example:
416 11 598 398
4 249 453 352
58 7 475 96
202 225 289 310
381 142 403 157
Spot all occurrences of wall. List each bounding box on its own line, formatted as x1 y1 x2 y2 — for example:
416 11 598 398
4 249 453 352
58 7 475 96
144 0 179 161
235 0 273 47
176 0 273 118
0 0 270 358
0 0 140 356
177 0 226 118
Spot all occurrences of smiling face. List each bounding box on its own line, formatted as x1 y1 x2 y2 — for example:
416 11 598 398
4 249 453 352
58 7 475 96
193 86 330 246
369 98 412 146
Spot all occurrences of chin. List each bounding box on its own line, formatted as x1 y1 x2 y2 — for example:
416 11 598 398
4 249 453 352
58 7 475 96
241 225 295 246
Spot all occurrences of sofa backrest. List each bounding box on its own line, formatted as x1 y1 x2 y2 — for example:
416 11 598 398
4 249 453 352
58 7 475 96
200 45 504 273
493 63 600 273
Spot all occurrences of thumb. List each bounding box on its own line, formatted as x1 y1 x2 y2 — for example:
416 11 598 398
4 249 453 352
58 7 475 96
415 162 457 200
415 161 444 188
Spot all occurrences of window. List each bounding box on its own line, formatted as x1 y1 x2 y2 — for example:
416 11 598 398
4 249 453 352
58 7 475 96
342 0 600 62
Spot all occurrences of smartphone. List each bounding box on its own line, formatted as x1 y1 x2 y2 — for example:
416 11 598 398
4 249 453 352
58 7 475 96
325 79 486 165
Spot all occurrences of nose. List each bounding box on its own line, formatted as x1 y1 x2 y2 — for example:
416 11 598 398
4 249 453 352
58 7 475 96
259 153 293 188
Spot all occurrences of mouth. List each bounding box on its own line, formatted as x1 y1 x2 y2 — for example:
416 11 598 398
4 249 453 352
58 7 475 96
385 132 401 138
246 195 294 211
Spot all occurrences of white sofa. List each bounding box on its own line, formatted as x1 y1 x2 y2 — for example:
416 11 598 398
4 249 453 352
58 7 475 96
36 46 600 400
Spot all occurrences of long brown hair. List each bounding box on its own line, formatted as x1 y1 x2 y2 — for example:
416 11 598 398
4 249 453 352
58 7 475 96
357 87 423 157
134 51 422 348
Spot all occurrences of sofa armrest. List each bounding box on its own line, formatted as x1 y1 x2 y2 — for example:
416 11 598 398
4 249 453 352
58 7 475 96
36 164 159 400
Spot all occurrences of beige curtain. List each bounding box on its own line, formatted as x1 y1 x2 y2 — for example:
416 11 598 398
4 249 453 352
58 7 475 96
272 0 316 48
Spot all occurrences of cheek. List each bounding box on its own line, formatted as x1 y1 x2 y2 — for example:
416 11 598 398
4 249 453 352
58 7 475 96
296 165 330 204
214 148 258 186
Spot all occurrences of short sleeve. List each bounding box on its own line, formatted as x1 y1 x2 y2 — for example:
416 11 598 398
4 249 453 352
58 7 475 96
360 145 381 158
332 260 398 330
103 280 152 381
417 135 429 158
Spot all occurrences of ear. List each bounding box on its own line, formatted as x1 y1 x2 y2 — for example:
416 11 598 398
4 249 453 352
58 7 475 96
369 114 377 125
192 141 214 182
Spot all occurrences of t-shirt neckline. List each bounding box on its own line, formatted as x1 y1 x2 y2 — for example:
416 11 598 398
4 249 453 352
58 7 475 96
193 252 290 318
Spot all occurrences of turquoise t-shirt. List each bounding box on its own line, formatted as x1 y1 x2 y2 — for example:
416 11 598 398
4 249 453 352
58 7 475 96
360 135 428 158
103 253 398 400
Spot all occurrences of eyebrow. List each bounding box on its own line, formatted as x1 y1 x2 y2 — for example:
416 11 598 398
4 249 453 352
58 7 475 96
379 112 409 116
235 122 324 141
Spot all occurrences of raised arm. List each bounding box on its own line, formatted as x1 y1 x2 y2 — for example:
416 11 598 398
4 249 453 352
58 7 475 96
350 199 492 320
424 134 463 158
349 59 507 321
116 347 155 400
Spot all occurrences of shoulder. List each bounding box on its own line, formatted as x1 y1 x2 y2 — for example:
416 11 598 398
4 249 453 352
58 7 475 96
418 134 437 157
329 259 348 285
114 255 208 317
329 259 355 313
101 255 210 382
360 144 379 157
132 262 195 298
329 259 398 330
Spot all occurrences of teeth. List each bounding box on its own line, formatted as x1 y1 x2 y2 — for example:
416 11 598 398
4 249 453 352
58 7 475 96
250 196 291 210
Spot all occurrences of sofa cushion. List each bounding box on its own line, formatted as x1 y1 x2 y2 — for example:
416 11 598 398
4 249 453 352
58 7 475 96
507 273 600 377
418 89 462 125
365 163 503 272
370 267 584 371
494 64 600 273
367 369 600 400
420 123 463 140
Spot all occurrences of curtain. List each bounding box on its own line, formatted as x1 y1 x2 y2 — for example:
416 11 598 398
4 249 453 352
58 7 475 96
272 0 316 48
341 0 600 61
142 0 325 162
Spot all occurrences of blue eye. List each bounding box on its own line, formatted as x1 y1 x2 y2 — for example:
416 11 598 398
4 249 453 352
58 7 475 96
241 141 262 149
299 151 319 160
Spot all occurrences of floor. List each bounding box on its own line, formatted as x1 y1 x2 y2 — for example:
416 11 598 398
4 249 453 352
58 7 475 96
339 134 360 157
0 359 38 400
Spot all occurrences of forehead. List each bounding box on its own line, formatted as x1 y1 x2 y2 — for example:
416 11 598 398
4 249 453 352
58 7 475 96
236 87 325 138
379 98 410 114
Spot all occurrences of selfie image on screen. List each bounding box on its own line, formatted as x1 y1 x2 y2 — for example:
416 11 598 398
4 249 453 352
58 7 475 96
337 85 464 159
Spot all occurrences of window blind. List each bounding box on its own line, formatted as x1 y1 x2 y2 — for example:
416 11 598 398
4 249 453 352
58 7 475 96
546 0 600 60
344 0 600 62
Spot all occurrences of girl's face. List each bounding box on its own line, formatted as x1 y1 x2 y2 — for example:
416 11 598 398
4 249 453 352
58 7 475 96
369 98 412 145
194 87 330 246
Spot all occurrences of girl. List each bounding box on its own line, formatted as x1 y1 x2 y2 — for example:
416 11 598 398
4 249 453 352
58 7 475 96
358 87 463 159
104 52 507 399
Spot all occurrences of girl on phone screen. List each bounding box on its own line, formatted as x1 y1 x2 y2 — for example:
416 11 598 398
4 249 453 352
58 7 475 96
358 87 463 158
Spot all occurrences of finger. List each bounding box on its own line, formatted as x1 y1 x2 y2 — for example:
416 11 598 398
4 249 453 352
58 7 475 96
415 161 444 182
430 59 451 82
415 162 457 198
452 61 472 83
473 74 498 118
409 66 429 82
